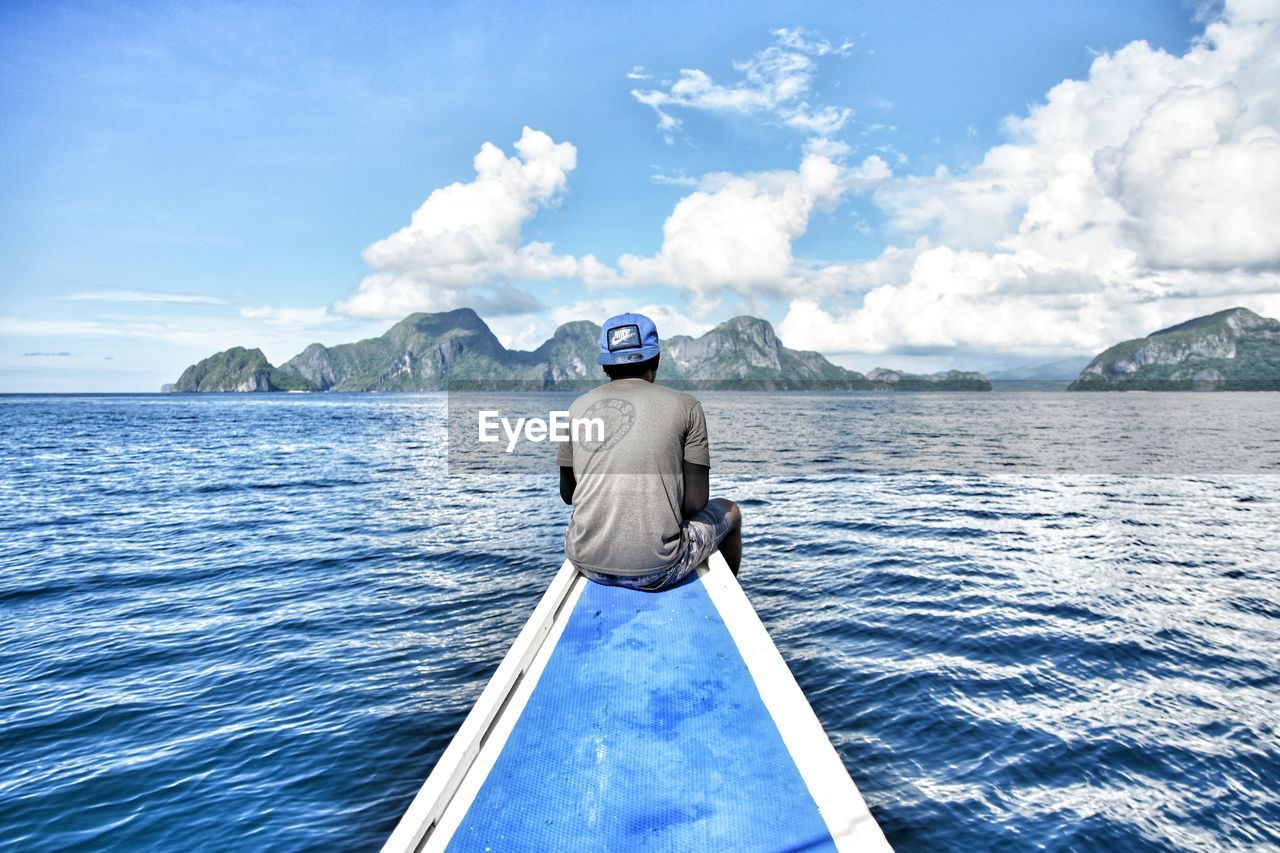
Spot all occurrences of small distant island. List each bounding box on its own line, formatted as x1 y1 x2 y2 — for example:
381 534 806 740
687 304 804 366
1069 307 1280 391
170 310 992 392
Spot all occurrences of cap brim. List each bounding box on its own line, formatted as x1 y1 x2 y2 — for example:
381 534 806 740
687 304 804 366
596 345 660 366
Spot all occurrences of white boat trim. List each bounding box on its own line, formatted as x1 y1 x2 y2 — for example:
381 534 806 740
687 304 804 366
699 552 891 851
423 571 588 849
382 558 583 853
383 554 891 852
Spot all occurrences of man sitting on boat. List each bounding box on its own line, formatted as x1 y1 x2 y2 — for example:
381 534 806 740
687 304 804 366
557 312 743 591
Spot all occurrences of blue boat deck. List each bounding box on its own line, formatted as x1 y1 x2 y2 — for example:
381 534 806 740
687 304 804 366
384 556 889 852
448 571 834 851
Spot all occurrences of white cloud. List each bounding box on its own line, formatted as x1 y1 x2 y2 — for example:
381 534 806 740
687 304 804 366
802 137 853 160
649 169 700 187
1099 86 1280 269
64 290 225 305
785 0 1280 356
333 127 611 320
780 243 1171 355
239 305 338 326
618 153 890 298
0 309 384 369
632 27 852 143
0 314 265 350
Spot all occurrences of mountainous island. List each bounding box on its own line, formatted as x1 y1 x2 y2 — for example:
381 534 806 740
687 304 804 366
1069 307 1280 391
170 309 992 392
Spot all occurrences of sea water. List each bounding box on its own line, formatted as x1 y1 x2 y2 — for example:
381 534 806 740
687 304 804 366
1 392 1277 850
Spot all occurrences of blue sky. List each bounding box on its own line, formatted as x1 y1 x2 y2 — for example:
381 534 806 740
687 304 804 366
4 0 1278 391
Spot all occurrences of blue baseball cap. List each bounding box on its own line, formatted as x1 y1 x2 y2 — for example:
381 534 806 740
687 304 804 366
596 312 661 365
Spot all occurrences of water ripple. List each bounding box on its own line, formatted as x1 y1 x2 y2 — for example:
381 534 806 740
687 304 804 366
1 393 1278 850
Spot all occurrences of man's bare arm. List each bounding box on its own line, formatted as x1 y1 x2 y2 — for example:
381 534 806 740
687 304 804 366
559 466 577 505
682 461 709 519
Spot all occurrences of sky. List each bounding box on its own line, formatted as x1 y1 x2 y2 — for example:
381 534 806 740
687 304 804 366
3 0 1279 391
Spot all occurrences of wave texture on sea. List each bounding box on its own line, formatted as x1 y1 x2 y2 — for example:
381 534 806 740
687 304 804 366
1 392 1277 850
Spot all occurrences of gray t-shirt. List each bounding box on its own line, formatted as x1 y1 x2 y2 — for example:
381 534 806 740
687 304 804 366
557 378 710 576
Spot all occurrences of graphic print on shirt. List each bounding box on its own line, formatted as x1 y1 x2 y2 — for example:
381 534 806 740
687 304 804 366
580 398 636 453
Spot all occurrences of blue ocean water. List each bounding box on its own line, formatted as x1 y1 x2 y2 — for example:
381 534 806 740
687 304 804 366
2 392 1278 851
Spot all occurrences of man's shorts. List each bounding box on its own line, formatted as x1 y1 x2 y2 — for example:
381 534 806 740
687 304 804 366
580 500 734 593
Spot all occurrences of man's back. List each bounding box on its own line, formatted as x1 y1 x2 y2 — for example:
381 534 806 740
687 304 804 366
558 378 709 575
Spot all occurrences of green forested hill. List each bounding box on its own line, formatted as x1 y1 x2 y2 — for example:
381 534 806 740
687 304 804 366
172 347 314 392
1069 308 1280 391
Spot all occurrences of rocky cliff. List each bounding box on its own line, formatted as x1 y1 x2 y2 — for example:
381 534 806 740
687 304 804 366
1069 307 1280 391
280 308 516 391
662 316 865 389
172 347 313 392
